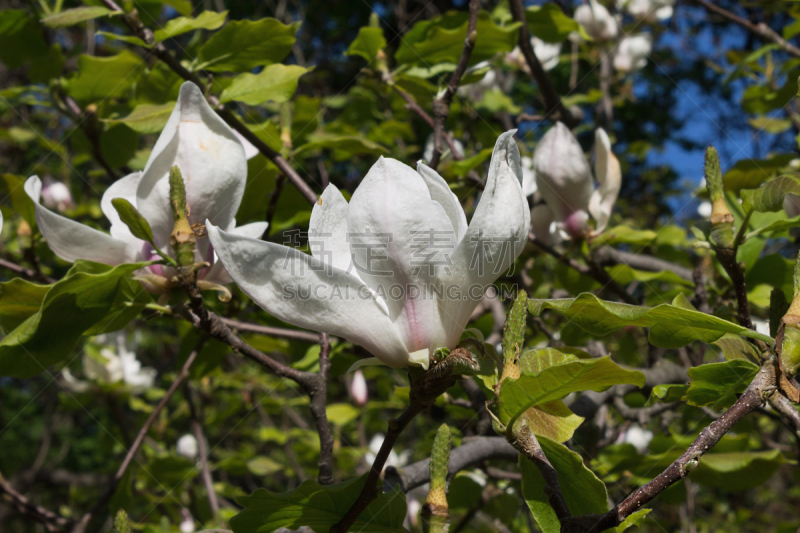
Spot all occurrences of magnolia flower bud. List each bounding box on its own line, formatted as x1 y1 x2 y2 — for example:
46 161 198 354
40 177 74 213
350 369 368 407
176 433 199 460
613 34 652 72
574 0 618 41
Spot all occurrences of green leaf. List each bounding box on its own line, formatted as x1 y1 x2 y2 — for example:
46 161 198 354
712 333 760 361
747 116 792 134
41 6 113 28
0 278 50 333
644 384 687 406
346 26 386 62
745 214 800 239
525 3 579 43
475 88 522 114
294 133 388 157
2 173 36 227
498 347 645 429
103 102 176 134
94 31 148 47
502 290 527 364
195 18 300 72
528 292 774 348
520 436 608 533
689 450 787 491
0 261 151 378
325 403 360 426
153 10 227 42
395 11 519 67
518 400 584 443
111 198 155 247
741 175 800 212
606 264 692 287
723 154 795 192
686 359 759 410
229 475 406 533
617 509 651 531
450 148 492 176
66 50 145 103
0 10 48 69
592 225 658 247
220 65 308 105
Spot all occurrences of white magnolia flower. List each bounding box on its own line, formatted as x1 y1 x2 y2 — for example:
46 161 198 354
613 34 652 72
532 37 561 71
784 194 800 218
531 123 621 243
350 369 368 407
40 177 74 213
620 424 653 453
620 0 674 21
574 0 619 42
365 433 412 471
423 134 465 163
176 433 199 460
62 333 156 393
405 496 422 528
24 82 267 292
207 131 530 369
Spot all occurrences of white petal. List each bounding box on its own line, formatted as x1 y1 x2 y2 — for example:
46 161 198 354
533 122 594 222
441 131 530 336
575 0 618 41
136 82 248 245
520 156 538 196
531 37 561 71
309 185 355 273
207 222 411 368
202 220 269 284
589 128 622 234
416 162 469 241
25 176 138 265
347 157 458 354
233 129 260 160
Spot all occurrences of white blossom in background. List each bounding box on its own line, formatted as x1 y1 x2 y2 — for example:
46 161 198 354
532 37 562 71
176 433 199 460
364 434 412 471
208 131 530 370
40 177 74 213
62 333 156 393
574 0 619 42
179 508 195 533
619 0 674 21
521 156 538 197
613 34 653 72
404 496 422 529
25 82 267 293
349 369 368 407
422 133 465 163
531 123 621 243
620 424 654 453
697 200 712 218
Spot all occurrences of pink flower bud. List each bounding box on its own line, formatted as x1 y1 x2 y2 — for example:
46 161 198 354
350 369 368 407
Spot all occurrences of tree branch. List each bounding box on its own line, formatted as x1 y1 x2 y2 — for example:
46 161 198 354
589 363 777 531
429 0 479 169
310 333 335 485
0 258 55 283
72 338 205 532
95 0 318 205
690 0 800 59
184 385 219 516
384 437 518 492
591 246 694 282
219 316 322 343
0 474 71 532
511 426 571 521
507 0 580 126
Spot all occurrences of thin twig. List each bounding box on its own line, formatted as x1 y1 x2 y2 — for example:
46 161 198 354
185 385 219 515
0 474 71 532
690 0 800 59
507 0 579 126
392 85 465 161
72 339 205 532
219 316 322 343
311 333 334 485
591 246 694 282
429 0 479 169
0 258 55 283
